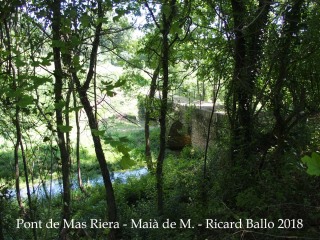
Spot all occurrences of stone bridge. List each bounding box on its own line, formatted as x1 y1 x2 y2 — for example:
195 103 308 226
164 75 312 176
167 95 227 151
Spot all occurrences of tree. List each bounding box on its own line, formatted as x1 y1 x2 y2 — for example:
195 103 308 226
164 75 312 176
144 64 160 172
144 0 192 214
0 2 44 239
48 0 122 238
208 0 320 196
228 0 273 160
50 1 72 238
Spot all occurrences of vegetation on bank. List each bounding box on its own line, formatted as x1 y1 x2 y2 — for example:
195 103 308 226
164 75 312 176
2 137 320 239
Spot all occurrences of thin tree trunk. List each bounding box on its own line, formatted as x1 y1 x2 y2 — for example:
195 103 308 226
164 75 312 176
75 86 117 240
156 1 175 214
65 87 72 159
244 0 304 167
202 80 205 101
203 81 221 180
72 86 85 192
145 65 160 172
8 15 37 236
20 139 37 240
230 0 272 160
14 115 23 210
3 19 23 211
230 0 248 159
70 45 118 240
272 0 304 143
94 56 98 121
267 0 304 170
70 2 118 238
51 0 71 238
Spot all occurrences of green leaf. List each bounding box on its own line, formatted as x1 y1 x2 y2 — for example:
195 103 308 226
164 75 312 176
162 4 171 17
63 106 83 114
57 125 73 133
43 136 51 142
37 52 53 66
7 88 23 98
101 80 114 90
15 57 26 67
101 79 124 97
104 137 114 143
80 14 90 27
119 153 135 169
17 95 33 107
54 100 65 110
70 35 82 47
91 129 106 137
72 55 81 68
31 76 51 87
52 40 65 48
302 152 320 176
114 79 126 88
106 90 116 97
41 58 51 66
113 15 121 22
69 8 77 19
31 61 41 67
104 136 134 169
119 137 129 142
171 22 182 35
72 106 83 112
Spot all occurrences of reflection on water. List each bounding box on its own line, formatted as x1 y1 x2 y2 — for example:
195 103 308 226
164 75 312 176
10 168 148 199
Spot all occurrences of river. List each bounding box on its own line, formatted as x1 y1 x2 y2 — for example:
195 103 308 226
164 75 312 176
10 168 148 199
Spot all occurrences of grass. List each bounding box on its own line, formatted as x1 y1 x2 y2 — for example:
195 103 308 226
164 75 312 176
2 100 320 239
103 116 160 170
0 91 151 184
1 90 320 240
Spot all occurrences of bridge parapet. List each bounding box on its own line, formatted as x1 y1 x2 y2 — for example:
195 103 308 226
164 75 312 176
170 100 227 151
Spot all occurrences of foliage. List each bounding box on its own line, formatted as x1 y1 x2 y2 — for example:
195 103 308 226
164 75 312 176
137 94 161 122
0 0 320 239
302 152 320 176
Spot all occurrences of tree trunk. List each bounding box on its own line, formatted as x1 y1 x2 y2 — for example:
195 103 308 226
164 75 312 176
254 0 305 167
3 18 23 211
156 0 175 215
230 0 250 159
77 89 118 240
51 0 71 237
20 139 37 240
267 0 304 169
5 14 37 237
230 0 272 160
65 86 72 162
145 65 160 172
14 117 23 210
69 2 118 237
72 86 85 192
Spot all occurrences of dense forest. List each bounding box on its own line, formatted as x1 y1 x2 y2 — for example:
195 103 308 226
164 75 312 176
0 0 320 239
